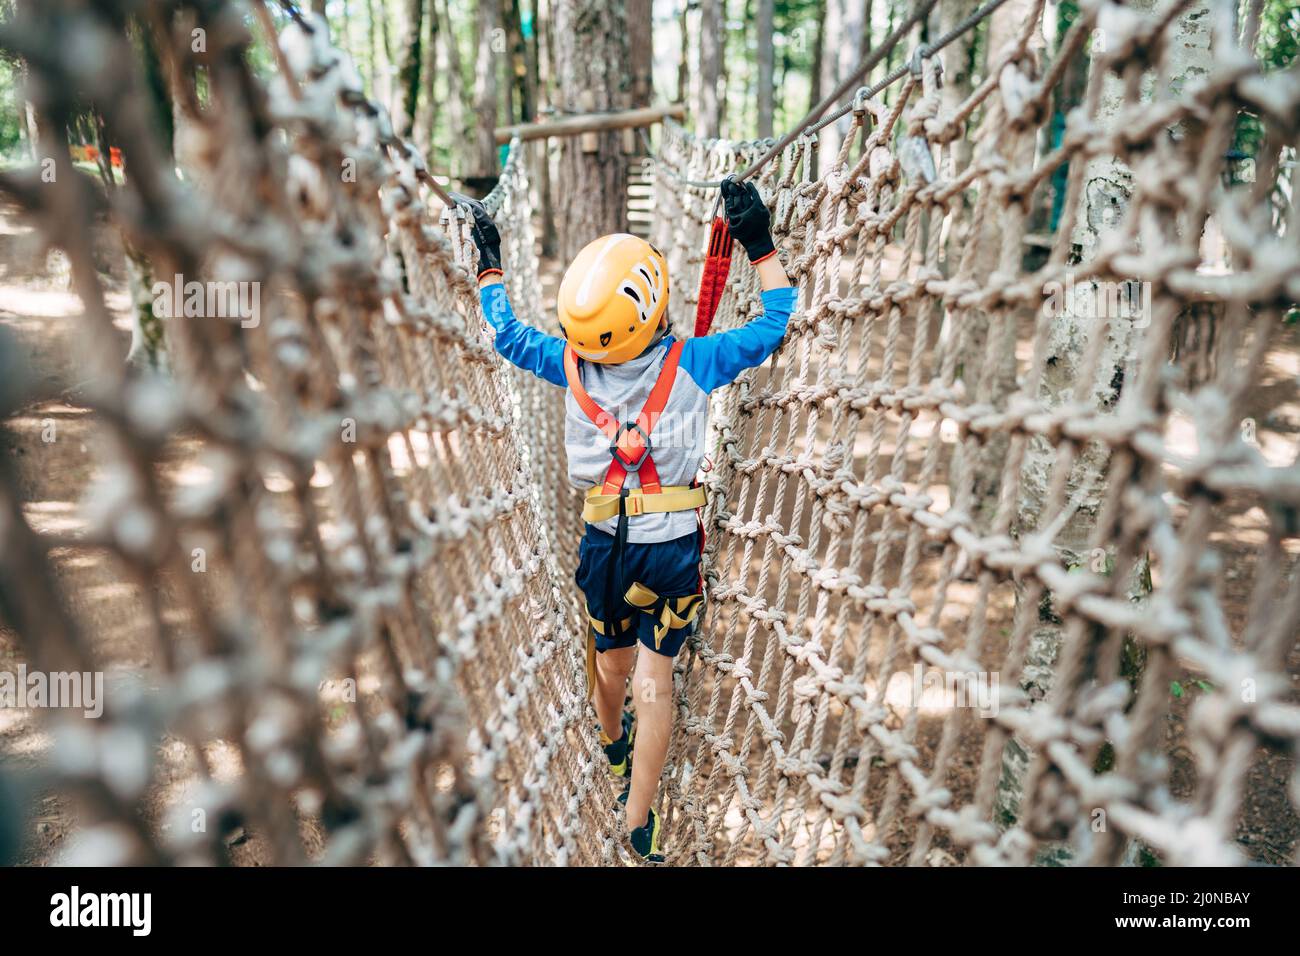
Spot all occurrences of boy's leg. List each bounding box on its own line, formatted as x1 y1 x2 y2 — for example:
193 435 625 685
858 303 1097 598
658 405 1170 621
592 644 636 741
625 645 674 832
576 525 638 745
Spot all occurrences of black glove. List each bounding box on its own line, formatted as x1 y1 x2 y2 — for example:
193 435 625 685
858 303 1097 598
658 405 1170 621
720 178 775 263
457 194 502 278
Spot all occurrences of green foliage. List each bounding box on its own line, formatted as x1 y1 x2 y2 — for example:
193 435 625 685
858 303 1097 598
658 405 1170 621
1170 679 1213 698
243 9 280 82
721 0 824 140
1233 0 1298 166
1093 741 1115 773
1254 0 1299 70
1121 636 1146 693
0 56 26 159
771 0 821 132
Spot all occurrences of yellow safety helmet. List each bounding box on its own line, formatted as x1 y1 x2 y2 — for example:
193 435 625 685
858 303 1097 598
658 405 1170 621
557 234 669 364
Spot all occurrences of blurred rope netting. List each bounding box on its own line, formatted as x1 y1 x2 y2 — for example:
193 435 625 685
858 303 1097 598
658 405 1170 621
0 0 1298 866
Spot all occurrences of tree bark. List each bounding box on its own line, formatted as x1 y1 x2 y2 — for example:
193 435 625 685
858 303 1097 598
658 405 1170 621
124 15 174 372
883 0 897 73
378 0 396 114
817 0 869 160
939 0 977 172
23 92 39 161
677 0 691 106
757 0 775 137
553 0 630 262
627 0 654 109
506 0 533 123
473 0 502 179
534 0 556 256
1036 1 1090 234
415 0 440 154
696 0 723 137
806 0 826 175
436 0 469 176
395 0 425 138
525 0 543 119
365 0 382 96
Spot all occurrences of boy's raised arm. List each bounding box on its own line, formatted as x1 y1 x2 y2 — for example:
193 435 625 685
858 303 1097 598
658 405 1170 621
463 198 566 388
681 180 796 394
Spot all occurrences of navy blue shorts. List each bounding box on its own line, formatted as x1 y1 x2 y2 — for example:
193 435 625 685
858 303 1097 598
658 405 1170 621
577 523 703 658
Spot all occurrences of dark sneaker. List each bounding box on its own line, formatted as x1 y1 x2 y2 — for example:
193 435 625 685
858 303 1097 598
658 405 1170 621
630 807 664 863
601 711 635 778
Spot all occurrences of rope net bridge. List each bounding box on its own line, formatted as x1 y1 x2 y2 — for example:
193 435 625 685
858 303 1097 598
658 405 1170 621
0 0 1297 866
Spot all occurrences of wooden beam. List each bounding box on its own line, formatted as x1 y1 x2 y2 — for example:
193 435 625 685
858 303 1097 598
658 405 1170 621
494 104 685 145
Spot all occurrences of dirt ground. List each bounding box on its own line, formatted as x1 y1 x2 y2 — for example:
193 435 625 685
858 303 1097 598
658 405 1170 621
1 198 1296 866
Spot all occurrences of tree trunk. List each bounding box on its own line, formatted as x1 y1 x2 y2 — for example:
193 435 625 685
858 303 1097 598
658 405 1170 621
757 0 775 137
395 0 425 138
506 0 533 123
436 0 468 177
525 0 542 120
473 0 502 180
23 95 39 161
883 0 897 73
696 0 723 137
365 0 382 96
939 0 977 172
627 0 654 109
729 0 746 135
806 0 826 175
378 0 396 114
817 0 869 160
415 0 440 155
553 0 630 262
534 0 556 256
502 1 516 123
777 16 790 121
677 0 691 106
124 15 175 372
1037 0 1090 235
134 15 174 154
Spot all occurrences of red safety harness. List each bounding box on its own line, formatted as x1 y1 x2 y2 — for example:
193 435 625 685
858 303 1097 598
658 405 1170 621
563 340 684 497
